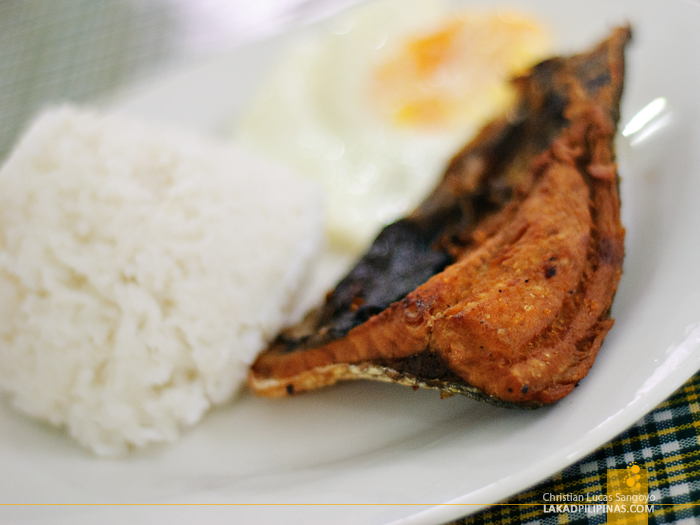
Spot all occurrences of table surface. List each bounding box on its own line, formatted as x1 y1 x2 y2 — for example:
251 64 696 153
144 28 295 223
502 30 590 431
1 1 698 524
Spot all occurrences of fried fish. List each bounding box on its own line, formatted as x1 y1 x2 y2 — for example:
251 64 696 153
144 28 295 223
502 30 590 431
249 26 630 407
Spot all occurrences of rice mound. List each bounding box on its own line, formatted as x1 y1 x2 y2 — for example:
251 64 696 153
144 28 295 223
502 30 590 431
0 106 323 455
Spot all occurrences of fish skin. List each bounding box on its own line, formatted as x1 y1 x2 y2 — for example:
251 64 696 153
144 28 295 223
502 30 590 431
249 26 630 407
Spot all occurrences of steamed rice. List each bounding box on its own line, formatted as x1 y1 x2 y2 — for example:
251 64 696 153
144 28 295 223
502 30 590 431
0 106 323 455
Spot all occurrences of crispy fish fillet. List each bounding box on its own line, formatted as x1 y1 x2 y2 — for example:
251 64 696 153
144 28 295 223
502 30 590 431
249 27 630 407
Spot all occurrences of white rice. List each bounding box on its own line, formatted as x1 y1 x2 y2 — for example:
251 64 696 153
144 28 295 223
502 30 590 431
0 106 323 455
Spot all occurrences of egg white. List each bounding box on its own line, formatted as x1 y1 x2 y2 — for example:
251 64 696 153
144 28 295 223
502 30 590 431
237 0 550 253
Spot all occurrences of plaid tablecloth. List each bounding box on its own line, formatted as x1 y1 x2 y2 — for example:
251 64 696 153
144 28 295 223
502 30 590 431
1 1 698 523
453 373 700 525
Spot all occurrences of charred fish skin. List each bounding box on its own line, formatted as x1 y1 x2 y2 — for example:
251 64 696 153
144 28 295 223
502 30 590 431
250 27 630 407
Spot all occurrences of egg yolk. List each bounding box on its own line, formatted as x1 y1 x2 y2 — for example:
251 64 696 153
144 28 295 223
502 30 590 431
372 12 551 130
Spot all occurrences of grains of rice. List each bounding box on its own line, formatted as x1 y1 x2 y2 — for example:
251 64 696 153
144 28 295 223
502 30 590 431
0 106 323 455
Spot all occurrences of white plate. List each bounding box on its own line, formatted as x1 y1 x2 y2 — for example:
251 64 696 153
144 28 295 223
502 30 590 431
3 0 700 524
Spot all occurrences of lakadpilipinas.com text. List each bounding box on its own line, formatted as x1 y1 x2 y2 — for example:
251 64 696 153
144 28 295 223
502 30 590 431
542 493 655 514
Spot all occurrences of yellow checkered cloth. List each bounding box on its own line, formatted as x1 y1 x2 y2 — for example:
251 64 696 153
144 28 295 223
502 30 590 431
450 373 700 524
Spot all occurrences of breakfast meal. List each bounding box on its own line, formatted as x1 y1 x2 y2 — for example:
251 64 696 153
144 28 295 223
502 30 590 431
0 107 323 455
248 27 630 407
0 0 630 455
238 0 552 252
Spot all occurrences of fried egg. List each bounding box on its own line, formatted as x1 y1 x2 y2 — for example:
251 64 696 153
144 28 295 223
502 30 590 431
237 0 551 252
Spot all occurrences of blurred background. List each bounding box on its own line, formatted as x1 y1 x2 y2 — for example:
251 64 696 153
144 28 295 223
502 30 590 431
0 0 358 160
